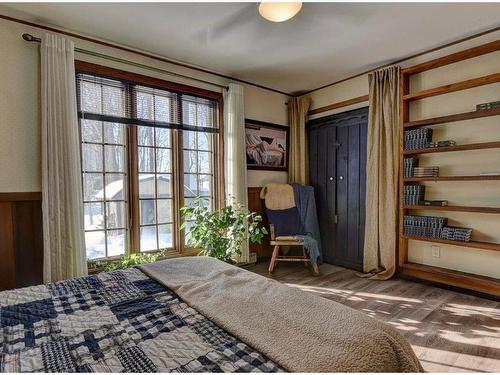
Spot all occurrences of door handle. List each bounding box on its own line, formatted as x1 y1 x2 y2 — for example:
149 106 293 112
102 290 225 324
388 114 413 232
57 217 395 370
329 176 334 181
339 176 344 180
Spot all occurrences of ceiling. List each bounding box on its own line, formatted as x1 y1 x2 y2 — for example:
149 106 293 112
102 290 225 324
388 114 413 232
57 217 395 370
2 2 500 95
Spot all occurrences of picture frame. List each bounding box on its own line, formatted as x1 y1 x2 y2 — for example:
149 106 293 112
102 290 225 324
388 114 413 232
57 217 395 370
245 119 289 171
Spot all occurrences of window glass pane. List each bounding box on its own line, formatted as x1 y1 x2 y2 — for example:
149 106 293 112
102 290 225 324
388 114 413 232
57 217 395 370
85 231 105 260
198 152 211 174
155 96 171 121
106 201 126 229
80 81 101 113
182 102 196 126
137 92 154 120
104 123 125 145
158 224 173 249
138 147 155 172
138 126 154 146
156 149 171 173
197 105 210 127
84 202 104 230
83 173 103 201
107 230 126 257
105 174 125 201
155 128 171 148
157 174 172 198
139 174 155 199
82 144 103 172
81 120 102 143
102 85 124 116
184 151 197 173
140 200 156 225
105 145 124 172
199 175 212 197
183 130 197 149
140 226 157 251
184 174 198 197
157 199 172 224
197 132 210 151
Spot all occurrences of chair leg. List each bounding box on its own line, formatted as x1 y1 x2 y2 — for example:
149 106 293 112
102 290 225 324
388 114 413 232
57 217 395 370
269 245 280 274
302 247 309 268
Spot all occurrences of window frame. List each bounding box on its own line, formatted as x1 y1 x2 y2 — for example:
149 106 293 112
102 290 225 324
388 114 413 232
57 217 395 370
76 61 224 258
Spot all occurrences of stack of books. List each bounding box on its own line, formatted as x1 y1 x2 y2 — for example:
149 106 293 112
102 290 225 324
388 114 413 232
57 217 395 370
477 100 500 111
404 157 418 178
403 185 425 205
404 215 447 238
404 128 433 150
441 226 472 242
413 166 439 177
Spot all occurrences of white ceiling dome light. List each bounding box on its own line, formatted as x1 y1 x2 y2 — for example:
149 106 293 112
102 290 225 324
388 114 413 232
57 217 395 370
258 2 303 22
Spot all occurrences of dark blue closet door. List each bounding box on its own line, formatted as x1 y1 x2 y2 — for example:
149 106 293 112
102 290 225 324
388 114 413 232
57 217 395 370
308 107 368 271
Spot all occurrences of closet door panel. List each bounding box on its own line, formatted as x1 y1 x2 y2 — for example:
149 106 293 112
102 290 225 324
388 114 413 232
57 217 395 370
335 125 349 264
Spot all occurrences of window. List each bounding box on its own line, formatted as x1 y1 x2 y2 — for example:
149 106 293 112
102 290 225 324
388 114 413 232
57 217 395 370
77 64 221 260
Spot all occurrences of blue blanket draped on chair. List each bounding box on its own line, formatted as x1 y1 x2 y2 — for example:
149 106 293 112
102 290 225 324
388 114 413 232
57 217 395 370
292 184 322 267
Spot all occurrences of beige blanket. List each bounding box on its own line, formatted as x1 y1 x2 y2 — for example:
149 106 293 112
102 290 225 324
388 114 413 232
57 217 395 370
139 257 422 373
259 183 295 210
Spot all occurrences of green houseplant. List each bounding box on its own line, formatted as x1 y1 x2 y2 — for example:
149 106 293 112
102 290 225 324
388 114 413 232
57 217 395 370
181 197 268 263
103 251 164 272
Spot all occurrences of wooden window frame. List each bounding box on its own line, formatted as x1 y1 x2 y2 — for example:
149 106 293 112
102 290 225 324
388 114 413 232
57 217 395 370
76 61 224 258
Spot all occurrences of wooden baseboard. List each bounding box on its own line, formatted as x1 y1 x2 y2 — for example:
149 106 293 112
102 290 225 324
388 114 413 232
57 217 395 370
399 262 500 299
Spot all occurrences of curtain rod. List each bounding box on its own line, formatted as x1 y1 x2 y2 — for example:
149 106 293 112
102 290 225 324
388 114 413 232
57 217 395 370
22 33 229 91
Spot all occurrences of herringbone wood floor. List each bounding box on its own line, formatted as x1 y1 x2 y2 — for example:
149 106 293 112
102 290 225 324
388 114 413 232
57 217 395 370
246 261 500 373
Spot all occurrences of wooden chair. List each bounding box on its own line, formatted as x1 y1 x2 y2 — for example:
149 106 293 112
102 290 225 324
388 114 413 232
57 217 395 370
268 224 320 275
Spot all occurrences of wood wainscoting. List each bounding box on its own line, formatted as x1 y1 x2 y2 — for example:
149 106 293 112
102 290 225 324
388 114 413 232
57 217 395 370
247 187 273 259
0 192 43 291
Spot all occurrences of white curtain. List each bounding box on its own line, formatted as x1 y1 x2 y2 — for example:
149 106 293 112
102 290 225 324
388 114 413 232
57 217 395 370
41 34 87 283
223 83 249 263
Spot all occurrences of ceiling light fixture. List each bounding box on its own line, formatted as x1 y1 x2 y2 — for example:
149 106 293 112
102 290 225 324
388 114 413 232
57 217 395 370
258 2 303 22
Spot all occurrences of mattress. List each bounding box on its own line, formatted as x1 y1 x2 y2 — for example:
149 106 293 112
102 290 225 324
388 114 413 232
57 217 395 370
0 267 282 372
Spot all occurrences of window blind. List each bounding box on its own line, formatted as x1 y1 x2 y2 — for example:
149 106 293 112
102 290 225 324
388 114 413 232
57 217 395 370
76 73 219 133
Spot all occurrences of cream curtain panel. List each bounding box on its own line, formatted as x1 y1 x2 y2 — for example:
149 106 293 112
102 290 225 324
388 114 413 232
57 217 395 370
362 66 401 280
41 34 87 283
288 96 311 185
223 83 250 264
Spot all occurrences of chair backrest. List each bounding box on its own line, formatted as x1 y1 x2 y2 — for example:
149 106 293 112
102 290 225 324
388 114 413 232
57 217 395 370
260 184 304 238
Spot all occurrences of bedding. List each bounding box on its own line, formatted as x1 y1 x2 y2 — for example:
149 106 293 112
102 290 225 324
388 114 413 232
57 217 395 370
0 267 282 372
140 257 423 373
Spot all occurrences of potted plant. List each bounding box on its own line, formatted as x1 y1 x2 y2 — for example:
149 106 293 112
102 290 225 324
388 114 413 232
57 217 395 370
180 197 268 263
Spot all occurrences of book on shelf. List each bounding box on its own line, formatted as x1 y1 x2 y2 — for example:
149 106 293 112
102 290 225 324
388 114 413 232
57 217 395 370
479 172 500 176
404 128 433 150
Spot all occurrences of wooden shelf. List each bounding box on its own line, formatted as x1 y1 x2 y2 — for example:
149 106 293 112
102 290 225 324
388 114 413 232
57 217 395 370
404 175 500 182
403 72 500 102
399 41 500 298
400 262 500 297
403 141 500 155
404 107 500 129
404 205 500 214
402 40 500 75
404 235 500 252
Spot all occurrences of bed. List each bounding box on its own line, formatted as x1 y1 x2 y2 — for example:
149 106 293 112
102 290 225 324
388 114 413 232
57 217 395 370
0 257 422 372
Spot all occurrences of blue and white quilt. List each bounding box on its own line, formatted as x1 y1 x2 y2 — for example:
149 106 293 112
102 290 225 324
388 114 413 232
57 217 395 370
0 268 282 372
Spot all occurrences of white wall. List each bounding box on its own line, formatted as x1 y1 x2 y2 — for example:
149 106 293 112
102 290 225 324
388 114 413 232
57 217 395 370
305 30 500 279
0 17 289 192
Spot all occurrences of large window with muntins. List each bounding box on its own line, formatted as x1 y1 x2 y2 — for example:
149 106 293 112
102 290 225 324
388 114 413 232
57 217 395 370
76 67 220 260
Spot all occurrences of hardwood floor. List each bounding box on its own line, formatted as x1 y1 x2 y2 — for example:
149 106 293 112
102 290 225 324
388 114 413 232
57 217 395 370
246 261 500 373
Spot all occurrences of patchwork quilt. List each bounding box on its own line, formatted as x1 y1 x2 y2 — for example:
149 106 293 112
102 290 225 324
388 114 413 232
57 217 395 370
0 268 282 372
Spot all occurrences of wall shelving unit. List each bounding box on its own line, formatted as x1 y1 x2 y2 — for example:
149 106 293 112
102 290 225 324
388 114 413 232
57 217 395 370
398 40 500 297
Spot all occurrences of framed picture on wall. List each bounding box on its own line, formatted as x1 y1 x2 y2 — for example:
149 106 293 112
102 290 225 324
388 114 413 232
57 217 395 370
245 119 289 171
